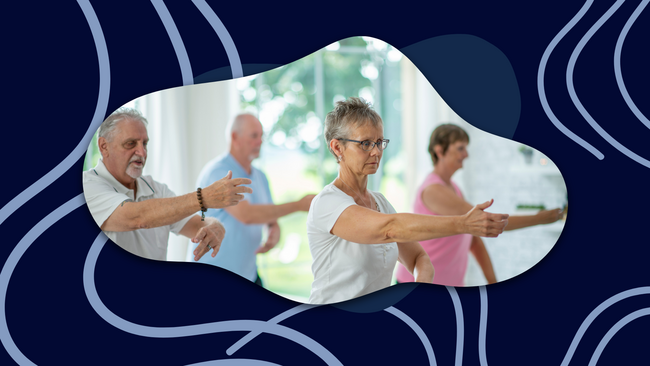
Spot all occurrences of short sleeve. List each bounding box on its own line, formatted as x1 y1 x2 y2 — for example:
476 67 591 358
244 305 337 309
309 187 356 234
83 175 130 228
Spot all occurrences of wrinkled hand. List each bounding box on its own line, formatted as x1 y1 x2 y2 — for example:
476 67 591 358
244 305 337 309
202 170 253 208
536 208 564 224
255 223 280 254
297 194 316 211
462 199 509 237
192 218 226 261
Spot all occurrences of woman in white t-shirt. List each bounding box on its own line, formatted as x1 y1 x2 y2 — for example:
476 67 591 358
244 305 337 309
307 97 510 304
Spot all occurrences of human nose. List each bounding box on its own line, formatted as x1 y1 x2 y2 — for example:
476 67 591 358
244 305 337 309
136 143 147 158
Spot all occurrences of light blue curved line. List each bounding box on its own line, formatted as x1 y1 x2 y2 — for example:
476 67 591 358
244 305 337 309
614 0 650 129
227 303 317 356
567 0 650 169
150 0 194 86
185 360 283 366
83 233 343 366
445 286 464 366
191 0 243 79
536 0 604 160
0 0 110 228
560 286 650 366
588 307 650 366
0 193 87 366
385 306 437 366
478 286 488 366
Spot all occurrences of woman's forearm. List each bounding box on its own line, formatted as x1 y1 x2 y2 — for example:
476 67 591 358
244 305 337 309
413 251 434 283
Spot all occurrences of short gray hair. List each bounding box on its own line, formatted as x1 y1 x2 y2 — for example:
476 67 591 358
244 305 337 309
225 113 257 145
99 108 148 142
323 97 383 160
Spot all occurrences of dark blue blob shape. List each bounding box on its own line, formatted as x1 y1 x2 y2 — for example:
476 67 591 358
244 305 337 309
331 282 420 313
400 34 521 139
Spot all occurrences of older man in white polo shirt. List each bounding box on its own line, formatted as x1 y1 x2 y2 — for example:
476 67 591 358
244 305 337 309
83 108 253 261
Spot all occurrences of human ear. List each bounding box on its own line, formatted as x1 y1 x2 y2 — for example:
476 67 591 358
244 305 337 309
98 137 108 158
434 144 444 158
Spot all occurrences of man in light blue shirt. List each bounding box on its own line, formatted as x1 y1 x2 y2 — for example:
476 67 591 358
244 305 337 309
187 114 314 285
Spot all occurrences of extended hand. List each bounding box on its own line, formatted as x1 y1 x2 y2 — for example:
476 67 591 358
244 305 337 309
463 199 509 237
192 218 226 261
536 208 564 224
203 170 253 208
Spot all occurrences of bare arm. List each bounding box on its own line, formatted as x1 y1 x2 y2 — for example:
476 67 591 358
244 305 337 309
330 199 509 244
469 236 496 284
504 208 564 231
397 241 434 283
421 183 474 215
423 183 563 232
101 170 252 232
225 194 315 225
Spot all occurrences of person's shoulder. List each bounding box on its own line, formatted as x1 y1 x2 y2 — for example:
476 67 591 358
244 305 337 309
312 184 348 205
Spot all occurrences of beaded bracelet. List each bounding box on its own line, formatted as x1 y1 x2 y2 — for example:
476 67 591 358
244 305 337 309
196 187 207 221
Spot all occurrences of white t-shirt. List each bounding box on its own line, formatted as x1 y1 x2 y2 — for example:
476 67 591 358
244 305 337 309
83 159 193 260
307 183 399 304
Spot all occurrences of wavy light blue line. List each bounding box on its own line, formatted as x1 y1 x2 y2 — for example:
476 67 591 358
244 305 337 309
536 0 604 160
186 360 283 366
588 307 650 366
478 286 488 366
560 286 650 366
445 286 464 366
83 233 342 365
567 0 650 169
191 0 243 79
227 303 316 356
0 193 86 366
614 0 650 129
385 306 437 366
0 0 110 228
151 0 194 86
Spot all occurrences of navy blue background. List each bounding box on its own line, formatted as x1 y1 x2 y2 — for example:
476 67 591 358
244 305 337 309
1 1 649 365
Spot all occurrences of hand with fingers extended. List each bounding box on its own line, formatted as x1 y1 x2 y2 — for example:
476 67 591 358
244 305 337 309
202 170 253 208
192 218 226 261
462 199 509 237
536 207 564 225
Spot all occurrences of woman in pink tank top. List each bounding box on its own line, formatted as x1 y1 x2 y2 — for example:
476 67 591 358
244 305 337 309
395 124 564 286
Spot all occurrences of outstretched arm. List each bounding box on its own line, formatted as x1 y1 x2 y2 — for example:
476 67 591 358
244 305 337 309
225 194 315 225
422 183 563 232
503 208 564 231
101 171 252 232
331 199 509 244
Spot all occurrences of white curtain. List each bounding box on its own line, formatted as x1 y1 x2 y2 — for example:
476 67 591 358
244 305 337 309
139 80 240 261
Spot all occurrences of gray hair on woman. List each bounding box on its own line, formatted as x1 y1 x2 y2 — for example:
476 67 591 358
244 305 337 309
323 97 383 161
99 108 148 142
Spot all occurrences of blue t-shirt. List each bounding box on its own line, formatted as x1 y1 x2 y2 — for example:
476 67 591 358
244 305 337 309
186 153 273 281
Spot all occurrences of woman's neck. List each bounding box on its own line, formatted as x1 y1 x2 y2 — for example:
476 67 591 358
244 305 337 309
433 164 456 185
337 168 368 194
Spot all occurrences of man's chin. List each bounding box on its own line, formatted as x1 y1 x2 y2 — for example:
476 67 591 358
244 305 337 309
126 168 143 179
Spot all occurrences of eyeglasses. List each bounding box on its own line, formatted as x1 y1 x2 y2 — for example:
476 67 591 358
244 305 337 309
339 138 390 151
